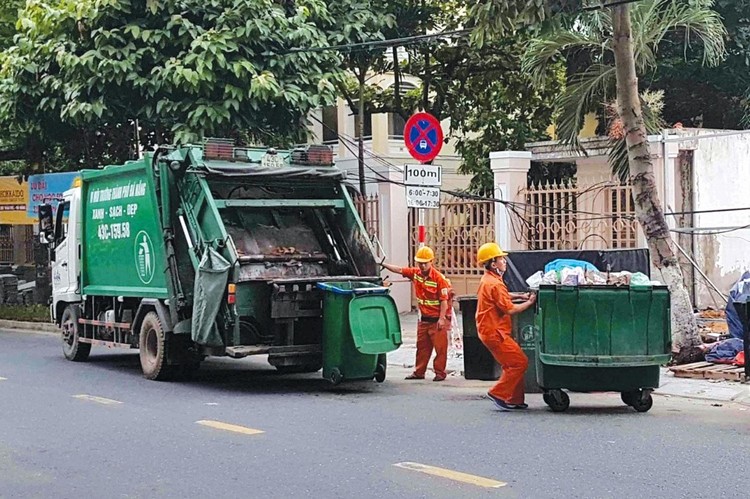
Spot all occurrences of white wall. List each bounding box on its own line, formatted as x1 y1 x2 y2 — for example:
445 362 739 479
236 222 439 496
684 130 750 307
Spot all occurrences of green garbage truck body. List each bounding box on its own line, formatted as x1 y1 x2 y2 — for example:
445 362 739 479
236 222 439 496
44 142 400 381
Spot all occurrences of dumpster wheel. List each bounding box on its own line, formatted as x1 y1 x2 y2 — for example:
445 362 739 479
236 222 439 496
544 390 570 412
627 390 653 413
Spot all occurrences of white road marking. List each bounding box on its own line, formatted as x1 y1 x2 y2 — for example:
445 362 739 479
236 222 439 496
72 394 123 405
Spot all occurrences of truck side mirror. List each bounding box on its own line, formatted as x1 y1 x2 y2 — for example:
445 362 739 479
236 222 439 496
38 204 54 245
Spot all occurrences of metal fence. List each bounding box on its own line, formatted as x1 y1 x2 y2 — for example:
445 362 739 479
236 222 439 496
408 194 495 295
520 179 639 250
0 237 12 264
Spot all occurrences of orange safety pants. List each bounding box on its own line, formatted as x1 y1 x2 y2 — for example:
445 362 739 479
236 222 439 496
413 320 449 378
479 331 528 404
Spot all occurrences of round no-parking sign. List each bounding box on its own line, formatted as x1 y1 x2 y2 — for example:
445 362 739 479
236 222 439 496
404 112 443 163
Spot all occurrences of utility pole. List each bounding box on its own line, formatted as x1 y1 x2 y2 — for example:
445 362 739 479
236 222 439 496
357 67 367 224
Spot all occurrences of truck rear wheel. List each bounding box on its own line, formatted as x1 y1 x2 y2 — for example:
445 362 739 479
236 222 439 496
61 305 90 362
139 312 172 381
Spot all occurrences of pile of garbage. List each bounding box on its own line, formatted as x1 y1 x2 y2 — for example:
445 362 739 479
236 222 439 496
525 259 662 289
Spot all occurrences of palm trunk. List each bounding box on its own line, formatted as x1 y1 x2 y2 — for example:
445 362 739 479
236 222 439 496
612 5 698 351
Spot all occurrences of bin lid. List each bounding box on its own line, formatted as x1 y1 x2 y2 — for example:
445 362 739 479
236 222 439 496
348 294 402 354
317 281 386 294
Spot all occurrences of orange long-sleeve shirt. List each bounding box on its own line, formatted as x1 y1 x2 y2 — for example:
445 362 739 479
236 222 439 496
475 270 514 338
402 266 451 318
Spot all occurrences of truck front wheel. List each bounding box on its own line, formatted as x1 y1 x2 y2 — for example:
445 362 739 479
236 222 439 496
139 312 171 381
61 305 90 362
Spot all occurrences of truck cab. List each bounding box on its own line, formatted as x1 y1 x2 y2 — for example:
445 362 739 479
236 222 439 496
47 188 82 321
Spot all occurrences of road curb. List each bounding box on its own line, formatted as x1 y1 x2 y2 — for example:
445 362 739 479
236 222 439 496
653 389 750 407
0 319 58 335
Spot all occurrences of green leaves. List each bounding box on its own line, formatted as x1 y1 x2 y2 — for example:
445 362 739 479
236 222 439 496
0 0 352 171
517 0 727 165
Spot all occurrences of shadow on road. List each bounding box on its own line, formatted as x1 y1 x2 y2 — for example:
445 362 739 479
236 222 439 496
72 351 381 396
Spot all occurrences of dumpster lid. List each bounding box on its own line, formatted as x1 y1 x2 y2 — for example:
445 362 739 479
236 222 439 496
348 295 402 354
317 281 387 294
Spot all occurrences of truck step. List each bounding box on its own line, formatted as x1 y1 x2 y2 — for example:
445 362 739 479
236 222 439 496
225 344 322 359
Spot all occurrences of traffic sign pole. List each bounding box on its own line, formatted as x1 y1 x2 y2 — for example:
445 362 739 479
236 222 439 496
418 208 426 247
403 113 444 251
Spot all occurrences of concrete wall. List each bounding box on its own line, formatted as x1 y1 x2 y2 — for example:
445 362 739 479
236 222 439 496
680 130 750 308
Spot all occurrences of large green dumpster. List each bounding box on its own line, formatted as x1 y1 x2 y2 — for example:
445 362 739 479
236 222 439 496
317 281 402 384
457 295 540 392
535 284 672 412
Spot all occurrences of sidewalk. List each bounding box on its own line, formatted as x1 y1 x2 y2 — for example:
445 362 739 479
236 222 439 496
391 311 750 407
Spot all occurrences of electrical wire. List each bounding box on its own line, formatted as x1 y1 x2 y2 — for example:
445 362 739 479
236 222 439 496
280 0 647 56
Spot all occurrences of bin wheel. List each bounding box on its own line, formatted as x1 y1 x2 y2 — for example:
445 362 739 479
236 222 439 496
630 391 653 413
374 364 386 383
545 390 570 412
621 391 636 406
374 354 387 383
542 392 552 405
330 368 343 385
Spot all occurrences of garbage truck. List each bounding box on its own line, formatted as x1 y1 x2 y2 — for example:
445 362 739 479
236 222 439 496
39 139 401 383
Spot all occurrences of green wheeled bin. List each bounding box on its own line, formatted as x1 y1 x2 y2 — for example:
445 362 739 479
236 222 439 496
317 281 402 384
535 284 672 413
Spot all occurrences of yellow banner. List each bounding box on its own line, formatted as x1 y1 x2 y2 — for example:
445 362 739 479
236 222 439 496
0 176 36 225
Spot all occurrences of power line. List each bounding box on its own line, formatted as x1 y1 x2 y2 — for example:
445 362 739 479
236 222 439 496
310 114 643 221
666 206 750 217
670 224 750 236
281 0 647 56
283 29 471 55
582 0 645 11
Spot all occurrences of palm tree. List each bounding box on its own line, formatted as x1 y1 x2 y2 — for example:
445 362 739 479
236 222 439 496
522 0 727 351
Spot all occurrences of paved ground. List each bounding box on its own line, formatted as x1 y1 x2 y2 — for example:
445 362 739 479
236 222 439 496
2 328 750 498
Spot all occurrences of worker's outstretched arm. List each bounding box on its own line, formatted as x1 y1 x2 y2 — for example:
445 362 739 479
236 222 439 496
381 262 403 274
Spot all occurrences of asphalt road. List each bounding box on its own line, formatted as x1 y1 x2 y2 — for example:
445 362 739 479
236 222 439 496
2 329 750 499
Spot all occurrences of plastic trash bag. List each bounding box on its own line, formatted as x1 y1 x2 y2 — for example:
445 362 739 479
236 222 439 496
191 247 231 347
526 271 543 289
630 272 652 286
541 270 559 285
561 267 585 286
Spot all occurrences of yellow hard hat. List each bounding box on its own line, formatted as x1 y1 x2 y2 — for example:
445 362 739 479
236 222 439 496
414 246 435 263
476 242 508 265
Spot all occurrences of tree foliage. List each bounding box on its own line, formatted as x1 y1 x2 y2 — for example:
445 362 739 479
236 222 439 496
341 0 563 193
0 0 370 173
522 0 725 156
644 0 750 129
0 0 22 50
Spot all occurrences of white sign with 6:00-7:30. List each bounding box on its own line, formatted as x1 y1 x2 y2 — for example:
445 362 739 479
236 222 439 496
406 186 440 209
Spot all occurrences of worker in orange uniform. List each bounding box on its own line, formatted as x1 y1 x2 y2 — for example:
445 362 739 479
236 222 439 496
475 242 536 410
381 246 452 381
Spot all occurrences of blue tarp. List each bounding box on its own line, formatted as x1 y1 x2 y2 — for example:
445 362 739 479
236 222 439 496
705 338 744 363
544 258 599 274
726 271 750 340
